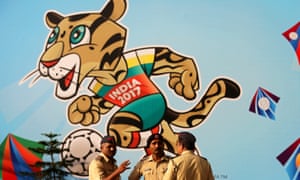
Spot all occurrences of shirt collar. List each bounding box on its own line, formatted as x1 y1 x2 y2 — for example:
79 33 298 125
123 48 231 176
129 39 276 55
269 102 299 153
147 154 169 162
181 150 194 155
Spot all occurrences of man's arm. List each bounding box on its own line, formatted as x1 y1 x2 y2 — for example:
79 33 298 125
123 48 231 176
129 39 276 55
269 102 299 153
162 159 177 180
128 159 143 180
103 160 131 180
89 159 105 180
206 161 214 180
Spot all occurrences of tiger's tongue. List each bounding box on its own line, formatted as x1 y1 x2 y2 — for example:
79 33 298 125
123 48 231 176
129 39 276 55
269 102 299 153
64 69 74 88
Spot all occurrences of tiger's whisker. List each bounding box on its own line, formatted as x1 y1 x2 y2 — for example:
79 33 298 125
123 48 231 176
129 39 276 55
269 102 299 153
19 69 39 85
29 74 42 88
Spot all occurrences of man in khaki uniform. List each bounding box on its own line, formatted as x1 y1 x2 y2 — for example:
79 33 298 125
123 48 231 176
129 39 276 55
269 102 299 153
163 132 214 180
128 133 172 180
89 136 130 180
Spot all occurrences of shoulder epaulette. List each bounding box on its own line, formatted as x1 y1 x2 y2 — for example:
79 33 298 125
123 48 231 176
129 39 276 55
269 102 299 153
163 155 173 160
95 155 105 162
199 156 208 160
140 155 150 161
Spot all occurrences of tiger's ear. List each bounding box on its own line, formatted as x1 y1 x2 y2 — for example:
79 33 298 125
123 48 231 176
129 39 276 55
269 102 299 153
45 11 64 28
100 0 127 21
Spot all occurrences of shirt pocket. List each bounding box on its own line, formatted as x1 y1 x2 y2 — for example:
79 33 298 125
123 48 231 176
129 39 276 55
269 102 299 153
143 168 152 175
161 167 168 174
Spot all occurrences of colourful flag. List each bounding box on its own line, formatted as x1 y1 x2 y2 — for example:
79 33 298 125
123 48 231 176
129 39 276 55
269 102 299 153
249 87 280 120
282 22 300 64
277 138 300 180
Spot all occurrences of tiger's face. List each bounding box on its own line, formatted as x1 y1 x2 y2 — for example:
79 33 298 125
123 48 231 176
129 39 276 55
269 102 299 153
38 0 128 99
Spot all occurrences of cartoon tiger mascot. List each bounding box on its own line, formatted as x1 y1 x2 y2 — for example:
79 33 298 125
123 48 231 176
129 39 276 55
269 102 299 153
22 0 241 154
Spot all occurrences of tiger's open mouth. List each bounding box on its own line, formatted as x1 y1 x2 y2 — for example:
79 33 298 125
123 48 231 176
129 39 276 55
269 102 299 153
54 54 80 99
58 67 75 91
39 54 80 99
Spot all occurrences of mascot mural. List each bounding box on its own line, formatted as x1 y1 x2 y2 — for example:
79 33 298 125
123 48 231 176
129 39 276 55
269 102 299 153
21 0 241 176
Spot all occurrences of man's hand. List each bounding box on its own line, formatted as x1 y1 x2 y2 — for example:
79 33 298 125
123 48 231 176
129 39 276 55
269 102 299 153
117 160 131 174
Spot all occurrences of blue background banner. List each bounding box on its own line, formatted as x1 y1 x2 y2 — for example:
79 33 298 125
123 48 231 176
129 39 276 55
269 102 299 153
1 0 299 179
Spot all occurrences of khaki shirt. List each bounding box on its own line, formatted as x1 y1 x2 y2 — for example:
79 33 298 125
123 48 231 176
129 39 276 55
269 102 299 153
128 154 171 180
163 150 214 180
89 153 120 180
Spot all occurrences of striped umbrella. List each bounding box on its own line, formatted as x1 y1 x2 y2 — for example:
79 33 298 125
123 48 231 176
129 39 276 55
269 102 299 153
0 134 44 180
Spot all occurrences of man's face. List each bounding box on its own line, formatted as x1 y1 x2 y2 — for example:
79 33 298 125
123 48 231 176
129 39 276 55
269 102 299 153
149 139 164 155
101 142 117 158
176 140 183 155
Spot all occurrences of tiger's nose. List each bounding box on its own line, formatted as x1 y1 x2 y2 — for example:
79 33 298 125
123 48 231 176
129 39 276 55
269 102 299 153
41 60 59 68
40 42 63 67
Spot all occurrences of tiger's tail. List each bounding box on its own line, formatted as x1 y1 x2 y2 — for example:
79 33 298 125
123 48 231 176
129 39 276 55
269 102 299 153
164 78 241 128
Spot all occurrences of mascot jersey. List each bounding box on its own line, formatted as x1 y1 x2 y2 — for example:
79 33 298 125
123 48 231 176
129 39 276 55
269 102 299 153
89 48 166 130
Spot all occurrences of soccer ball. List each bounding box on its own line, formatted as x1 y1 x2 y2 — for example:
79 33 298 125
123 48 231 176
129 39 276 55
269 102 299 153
61 128 102 177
